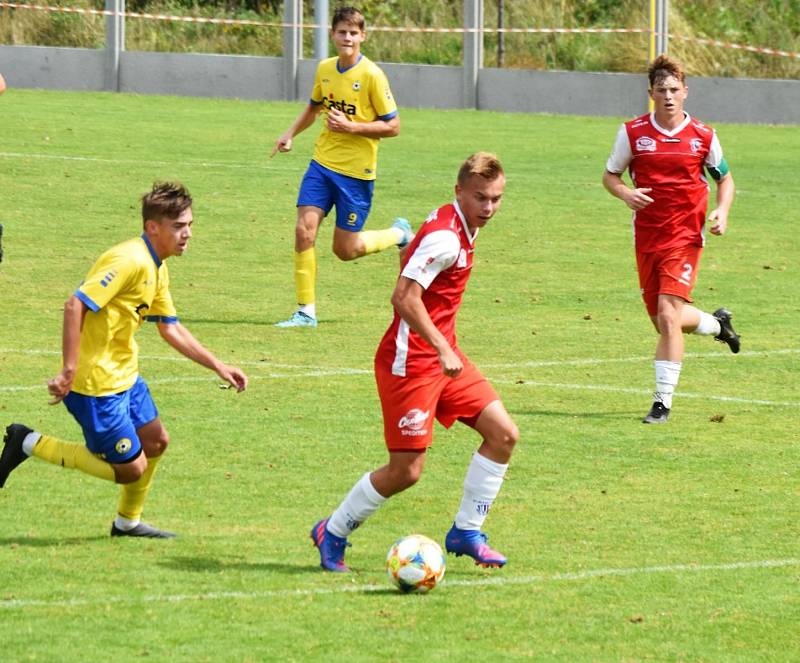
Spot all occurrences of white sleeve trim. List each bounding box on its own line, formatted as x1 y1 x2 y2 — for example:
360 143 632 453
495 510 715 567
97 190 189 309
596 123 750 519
605 124 632 174
400 230 460 290
705 132 724 168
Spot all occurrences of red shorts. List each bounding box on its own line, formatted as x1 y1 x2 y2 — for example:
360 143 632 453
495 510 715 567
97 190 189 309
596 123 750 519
636 244 702 317
374 355 499 452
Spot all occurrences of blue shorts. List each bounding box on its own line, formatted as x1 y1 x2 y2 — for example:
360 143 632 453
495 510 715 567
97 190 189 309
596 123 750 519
63 375 158 464
297 160 374 232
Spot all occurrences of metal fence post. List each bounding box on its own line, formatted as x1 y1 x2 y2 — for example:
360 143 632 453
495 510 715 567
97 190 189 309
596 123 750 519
283 0 302 100
314 0 329 61
463 0 483 109
656 0 669 54
104 0 124 92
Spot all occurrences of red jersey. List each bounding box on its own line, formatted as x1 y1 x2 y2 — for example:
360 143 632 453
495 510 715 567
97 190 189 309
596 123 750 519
375 202 477 377
607 113 722 253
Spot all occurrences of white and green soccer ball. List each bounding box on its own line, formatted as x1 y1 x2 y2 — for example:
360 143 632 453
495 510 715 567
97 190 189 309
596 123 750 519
385 534 446 594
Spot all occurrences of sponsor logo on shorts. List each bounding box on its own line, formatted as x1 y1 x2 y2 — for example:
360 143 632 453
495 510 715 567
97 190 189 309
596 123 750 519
398 408 430 436
115 438 132 454
635 136 657 152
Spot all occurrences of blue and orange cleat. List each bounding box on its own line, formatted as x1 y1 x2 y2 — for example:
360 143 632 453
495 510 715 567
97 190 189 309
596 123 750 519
310 518 350 572
445 523 507 568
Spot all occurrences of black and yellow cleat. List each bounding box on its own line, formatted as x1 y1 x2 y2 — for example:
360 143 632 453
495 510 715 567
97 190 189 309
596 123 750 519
1 423 33 487
111 522 177 538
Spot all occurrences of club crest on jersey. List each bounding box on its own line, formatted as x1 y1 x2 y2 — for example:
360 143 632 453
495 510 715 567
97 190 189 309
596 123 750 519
398 408 430 436
456 248 468 268
635 136 657 152
689 138 703 153
352 80 361 91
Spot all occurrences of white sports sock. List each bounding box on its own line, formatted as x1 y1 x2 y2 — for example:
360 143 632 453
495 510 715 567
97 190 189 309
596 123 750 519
299 303 316 319
654 360 682 410
454 452 508 531
327 472 387 538
113 515 140 531
21 431 42 456
692 311 721 336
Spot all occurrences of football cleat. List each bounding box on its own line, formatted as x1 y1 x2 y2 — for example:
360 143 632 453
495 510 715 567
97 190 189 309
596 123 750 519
111 522 177 538
392 217 414 248
445 524 507 568
310 518 350 572
0 423 33 488
712 308 740 354
642 401 670 424
274 310 317 328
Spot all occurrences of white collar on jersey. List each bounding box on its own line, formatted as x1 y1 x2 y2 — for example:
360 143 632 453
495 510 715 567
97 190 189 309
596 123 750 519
453 199 478 245
649 111 692 137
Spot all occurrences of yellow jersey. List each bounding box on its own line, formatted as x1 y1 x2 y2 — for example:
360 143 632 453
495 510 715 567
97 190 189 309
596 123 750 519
72 235 177 396
310 55 398 180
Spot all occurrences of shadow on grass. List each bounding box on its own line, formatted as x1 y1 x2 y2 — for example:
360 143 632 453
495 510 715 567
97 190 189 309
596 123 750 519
159 555 320 574
0 535 107 547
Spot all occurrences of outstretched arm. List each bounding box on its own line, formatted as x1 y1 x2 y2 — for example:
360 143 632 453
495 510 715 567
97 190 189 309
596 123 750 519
157 321 248 392
391 276 462 378
271 104 322 157
47 295 88 404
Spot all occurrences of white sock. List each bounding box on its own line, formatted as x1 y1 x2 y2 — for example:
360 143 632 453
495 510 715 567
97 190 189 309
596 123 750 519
113 515 140 531
654 360 682 409
454 452 508 531
299 303 316 319
692 311 721 336
21 431 42 456
327 472 387 538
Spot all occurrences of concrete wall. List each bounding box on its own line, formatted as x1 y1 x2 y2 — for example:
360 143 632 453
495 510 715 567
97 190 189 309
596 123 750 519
1 44 798 124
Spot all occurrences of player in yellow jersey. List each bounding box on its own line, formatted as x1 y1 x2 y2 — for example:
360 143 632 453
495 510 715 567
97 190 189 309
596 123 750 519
271 6 412 328
0 182 248 537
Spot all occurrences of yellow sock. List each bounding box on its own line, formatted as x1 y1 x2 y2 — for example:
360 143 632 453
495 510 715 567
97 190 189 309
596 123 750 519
294 248 316 305
361 227 402 255
32 434 115 481
117 454 162 521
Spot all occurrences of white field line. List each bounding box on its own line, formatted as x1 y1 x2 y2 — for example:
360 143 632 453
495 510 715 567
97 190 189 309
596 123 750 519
0 557 797 611
0 151 285 172
1 348 798 407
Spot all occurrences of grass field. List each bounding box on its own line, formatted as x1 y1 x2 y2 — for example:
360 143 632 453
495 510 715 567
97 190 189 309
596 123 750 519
0 89 798 662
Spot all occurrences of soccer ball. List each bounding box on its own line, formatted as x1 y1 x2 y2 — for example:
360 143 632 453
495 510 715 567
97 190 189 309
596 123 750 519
385 534 446 593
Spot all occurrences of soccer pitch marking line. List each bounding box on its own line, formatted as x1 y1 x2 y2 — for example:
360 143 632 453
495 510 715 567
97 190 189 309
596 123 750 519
2 347 799 407
0 151 286 172
0 558 797 611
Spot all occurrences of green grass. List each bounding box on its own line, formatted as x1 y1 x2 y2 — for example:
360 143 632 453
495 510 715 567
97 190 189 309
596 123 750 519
0 89 798 662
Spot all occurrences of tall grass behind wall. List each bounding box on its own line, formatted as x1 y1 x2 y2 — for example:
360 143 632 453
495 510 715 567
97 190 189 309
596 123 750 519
0 0 798 78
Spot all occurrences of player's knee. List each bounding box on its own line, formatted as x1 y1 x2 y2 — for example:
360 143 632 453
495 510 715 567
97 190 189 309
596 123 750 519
143 429 169 457
392 464 422 491
332 243 361 261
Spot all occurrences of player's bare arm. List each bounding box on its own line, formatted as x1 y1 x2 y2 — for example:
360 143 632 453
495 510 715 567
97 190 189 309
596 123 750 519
391 276 462 378
602 170 654 211
47 295 88 404
157 321 249 392
708 172 735 236
271 104 322 157
326 109 400 138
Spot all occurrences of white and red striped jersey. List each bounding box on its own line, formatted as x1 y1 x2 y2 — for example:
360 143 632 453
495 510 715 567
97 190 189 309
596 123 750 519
375 201 477 377
606 112 725 253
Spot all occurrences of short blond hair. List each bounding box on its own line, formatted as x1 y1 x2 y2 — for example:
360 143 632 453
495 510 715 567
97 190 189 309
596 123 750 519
457 152 504 186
